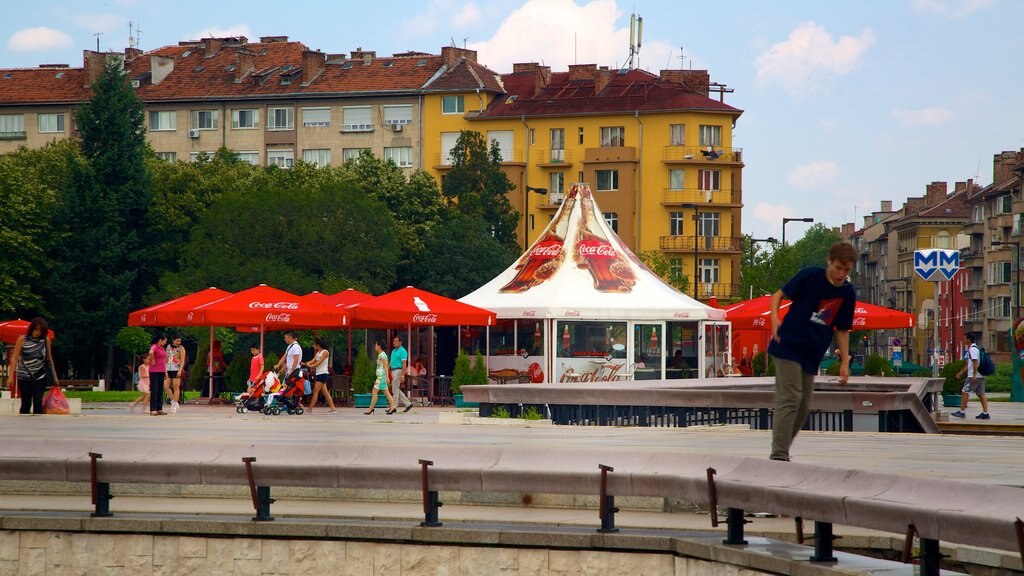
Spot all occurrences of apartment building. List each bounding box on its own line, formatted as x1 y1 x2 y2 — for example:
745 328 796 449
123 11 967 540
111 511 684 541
845 149 1024 365
424 62 745 301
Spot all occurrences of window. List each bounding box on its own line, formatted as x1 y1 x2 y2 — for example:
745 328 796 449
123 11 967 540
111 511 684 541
235 151 260 165
440 132 459 165
669 212 686 236
441 95 464 114
549 172 565 196
487 130 513 162
189 151 213 163
988 296 1011 319
267 107 294 131
669 258 683 279
267 149 294 168
595 169 618 191
604 212 618 233
232 109 259 129
155 152 176 162
1014 213 1024 237
383 105 412 125
148 111 175 131
550 128 565 161
383 146 413 167
302 148 331 167
698 169 720 191
669 124 685 146
578 127 584 145
342 148 369 162
37 113 64 133
669 169 685 190
0 114 25 137
989 261 1012 284
997 195 1013 214
600 126 625 147
342 106 372 131
301 107 331 127
932 231 951 249
699 258 720 284
697 212 720 237
191 109 219 130
698 125 721 146
972 204 985 223
528 128 535 145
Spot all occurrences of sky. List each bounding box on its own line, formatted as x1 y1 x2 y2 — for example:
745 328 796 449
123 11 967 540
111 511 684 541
3 0 1023 242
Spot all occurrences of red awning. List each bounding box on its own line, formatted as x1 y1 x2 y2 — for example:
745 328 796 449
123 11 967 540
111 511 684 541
167 284 349 329
127 287 232 327
0 320 55 344
724 295 915 330
348 286 495 327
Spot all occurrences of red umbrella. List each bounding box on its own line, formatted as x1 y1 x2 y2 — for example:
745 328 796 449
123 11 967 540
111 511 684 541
170 284 349 329
348 286 495 328
724 296 915 330
127 287 233 327
0 320 55 344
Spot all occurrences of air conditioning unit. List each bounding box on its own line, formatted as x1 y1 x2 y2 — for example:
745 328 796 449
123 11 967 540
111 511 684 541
391 123 403 132
188 129 200 138
130 79 140 88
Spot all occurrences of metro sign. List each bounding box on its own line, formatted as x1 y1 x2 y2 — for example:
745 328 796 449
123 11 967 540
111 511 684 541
914 249 959 281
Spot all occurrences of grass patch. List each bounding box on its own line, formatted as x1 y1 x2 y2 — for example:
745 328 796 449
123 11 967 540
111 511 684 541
522 406 544 420
490 406 511 419
64 390 202 403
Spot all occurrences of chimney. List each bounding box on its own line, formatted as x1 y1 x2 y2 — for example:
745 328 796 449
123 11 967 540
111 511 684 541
233 49 255 82
660 69 710 95
992 150 1024 185
595 66 612 95
202 37 224 58
568 64 597 81
512 62 537 74
124 47 143 62
925 181 948 206
863 215 875 229
880 200 892 212
82 50 106 87
302 50 325 84
259 36 288 43
150 54 175 85
841 223 856 237
440 46 477 67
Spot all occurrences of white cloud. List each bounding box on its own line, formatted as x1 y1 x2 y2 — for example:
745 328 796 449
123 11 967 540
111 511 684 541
890 106 954 126
752 203 793 228
468 0 629 71
788 160 839 190
7 27 73 52
912 0 993 18
453 3 483 28
754 22 874 97
187 24 253 41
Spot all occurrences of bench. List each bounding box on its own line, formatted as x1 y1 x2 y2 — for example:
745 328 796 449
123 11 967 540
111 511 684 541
1 438 1020 575
62 379 100 392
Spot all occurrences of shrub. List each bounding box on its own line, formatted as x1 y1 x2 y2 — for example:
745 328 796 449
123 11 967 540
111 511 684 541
224 354 249 392
491 406 510 419
941 359 966 396
522 406 544 420
351 347 375 394
451 351 473 395
825 362 841 376
983 362 1013 393
863 354 895 377
472 351 489 385
751 352 768 377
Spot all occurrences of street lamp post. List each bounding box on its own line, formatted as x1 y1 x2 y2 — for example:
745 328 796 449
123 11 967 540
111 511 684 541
782 217 814 246
523 186 548 250
748 237 778 299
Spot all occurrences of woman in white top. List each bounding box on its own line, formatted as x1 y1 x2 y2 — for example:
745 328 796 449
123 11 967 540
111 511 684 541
305 337 336 413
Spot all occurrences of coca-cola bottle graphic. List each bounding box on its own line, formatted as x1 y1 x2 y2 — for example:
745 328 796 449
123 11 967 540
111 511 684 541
574 185 637 292
500 185 579 292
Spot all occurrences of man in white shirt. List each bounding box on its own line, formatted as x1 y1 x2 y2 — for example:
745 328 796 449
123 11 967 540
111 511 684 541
275 331 303 378
953 333 990 419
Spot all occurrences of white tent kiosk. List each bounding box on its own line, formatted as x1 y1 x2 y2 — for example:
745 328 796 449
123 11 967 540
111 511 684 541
461 183 731 384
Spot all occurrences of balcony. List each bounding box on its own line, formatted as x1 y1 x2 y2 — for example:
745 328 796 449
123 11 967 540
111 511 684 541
661 188 740 205
0 131 26 140
698 282 742 300
535 149 573 167
536 191 566 209
662 146 743 164
659 235 743 253
433 148 525 170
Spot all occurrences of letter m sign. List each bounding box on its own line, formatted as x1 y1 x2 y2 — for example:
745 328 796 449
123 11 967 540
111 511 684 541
914 249 959 281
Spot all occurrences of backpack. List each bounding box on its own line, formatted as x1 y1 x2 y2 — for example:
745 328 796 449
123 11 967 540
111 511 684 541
973 344 996 376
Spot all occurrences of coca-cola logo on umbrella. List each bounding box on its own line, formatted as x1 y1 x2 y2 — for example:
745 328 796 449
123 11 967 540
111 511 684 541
248 301 300 310
577 240 616 258
412 313 438 323
266 313 292 323
530 242 562 259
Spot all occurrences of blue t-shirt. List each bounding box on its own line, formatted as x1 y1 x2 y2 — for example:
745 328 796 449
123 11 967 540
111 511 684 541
767 267 856 374
390 345 408 370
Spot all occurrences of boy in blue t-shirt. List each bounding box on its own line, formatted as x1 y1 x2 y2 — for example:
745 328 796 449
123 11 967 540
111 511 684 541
767 241 857 461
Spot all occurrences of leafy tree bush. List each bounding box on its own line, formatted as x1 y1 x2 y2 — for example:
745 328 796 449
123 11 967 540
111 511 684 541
941 359 966 396
472 352 489 385
451 351 473 395
351 347 375 394
863 354 895 376
751 352 772 377
224 353 250 392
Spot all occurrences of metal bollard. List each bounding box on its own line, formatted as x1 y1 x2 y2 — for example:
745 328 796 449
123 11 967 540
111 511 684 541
243 457 274 521
723 507 748 545
419 459 442 527
809 521 838 562
597 464 618 533
89 452 112 517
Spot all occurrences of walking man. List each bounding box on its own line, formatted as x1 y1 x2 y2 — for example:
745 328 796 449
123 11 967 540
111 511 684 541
390 335 414 412
768 241 857 461
952 333 990 419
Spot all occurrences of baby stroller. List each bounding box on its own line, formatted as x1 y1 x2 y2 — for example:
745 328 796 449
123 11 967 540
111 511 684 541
236 371 280 414
266 367 308 415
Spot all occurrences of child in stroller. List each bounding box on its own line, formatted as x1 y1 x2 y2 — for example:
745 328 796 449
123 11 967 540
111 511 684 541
266 366 308 415
235 371 280 414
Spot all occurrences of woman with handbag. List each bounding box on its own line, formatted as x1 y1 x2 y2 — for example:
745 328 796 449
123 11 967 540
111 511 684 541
5 317 59 415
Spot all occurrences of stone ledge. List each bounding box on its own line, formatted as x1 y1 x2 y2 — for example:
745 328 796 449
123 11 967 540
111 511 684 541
0 397 82 415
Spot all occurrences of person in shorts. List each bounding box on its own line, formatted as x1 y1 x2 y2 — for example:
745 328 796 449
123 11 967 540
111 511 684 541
305 337 337 413
164 335 186 412
952 333 990 420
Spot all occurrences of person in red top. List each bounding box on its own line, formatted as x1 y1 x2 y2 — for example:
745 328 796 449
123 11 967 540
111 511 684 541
148 334 168 415
248 345 264 385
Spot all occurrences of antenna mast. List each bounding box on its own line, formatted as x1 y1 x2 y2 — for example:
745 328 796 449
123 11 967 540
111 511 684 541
625 13 643 69
92 31 103 52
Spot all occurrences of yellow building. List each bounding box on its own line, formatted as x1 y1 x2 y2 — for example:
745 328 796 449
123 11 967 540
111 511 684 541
422 63 744 301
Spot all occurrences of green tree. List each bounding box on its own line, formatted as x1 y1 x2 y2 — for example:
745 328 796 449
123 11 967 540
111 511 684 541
638 251 690 294
442 131 520 253
411 213 517 298
47 55 149 378
740 224 844 300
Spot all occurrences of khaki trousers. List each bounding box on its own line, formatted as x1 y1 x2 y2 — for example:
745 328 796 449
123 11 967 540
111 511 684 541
390 368 411 407
770 356 815 461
